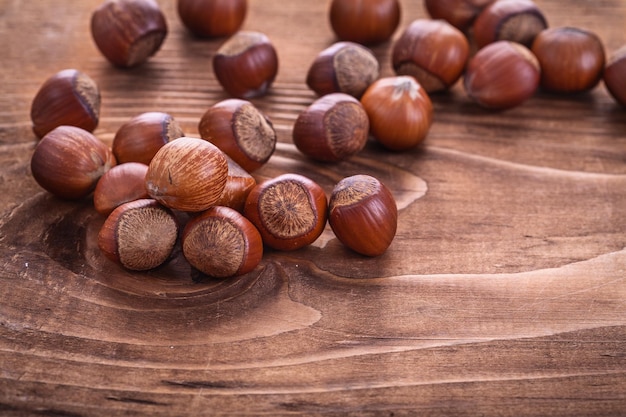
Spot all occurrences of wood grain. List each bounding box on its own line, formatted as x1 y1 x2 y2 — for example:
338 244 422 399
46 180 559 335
1 0 625 416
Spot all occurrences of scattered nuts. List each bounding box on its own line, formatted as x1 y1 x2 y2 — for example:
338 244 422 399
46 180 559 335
213 31 279 98
91 0 168 68
182 206 263 278
329 0 401 45
98 199 179 271
112 112 185 165
244 173 328 251
31 126 116 200
198 99 276 172
306 42 379 98
360 76 433 150
604 45 626 106
473 0 548 49
93 162 150 216
392 19 470 93
464 40 540 109
30 69 100 139
531 27 606 94
292 93 370 162
177 0 247 38
329 175 397 256
145 137 229 212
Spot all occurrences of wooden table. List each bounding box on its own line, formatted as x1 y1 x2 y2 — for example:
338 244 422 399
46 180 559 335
1 1 625 415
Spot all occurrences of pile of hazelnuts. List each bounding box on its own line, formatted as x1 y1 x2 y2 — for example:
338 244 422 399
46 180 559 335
28 0 626 279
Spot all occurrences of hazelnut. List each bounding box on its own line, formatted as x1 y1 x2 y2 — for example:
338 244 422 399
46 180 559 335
112 112 185 165
91 0 168 68
93 162 150 216
30 126 116 200
424 0 495 32
98 199 179 271
292 93 370 162
30 69 100 139
306 42 379 98
473 0 548 49
464 40 540 109
329 175 397 256
215 156 257 213
329 0 401 45
360 76 433 151
145 137 229 212
531 27 606 94
392 19 470 93
213 31 279 99
244 173 328 251
604 45 626 106
198 99 276 172
182 206 263 278
177 0 247 38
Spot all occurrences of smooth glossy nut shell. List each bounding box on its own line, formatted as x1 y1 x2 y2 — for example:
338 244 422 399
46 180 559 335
360 76 433 151
244 173 328 251
473 0 548 48
213 31 279 98
145 137 228 212
91 0 168 68
215 156 257 212
424 0 495 31
198 99 276 172
93 162 149 216
531 27 606 94
177 0 247 38
182 206 263 278
306 42 379 98
392 19 470 92
30 69 101 139
604 45 626 106
113 112 184 165
293 93 369 162
98 199 178 271
329 175 397 256
464 40 540 109
30 126 116 199
329 0 401 45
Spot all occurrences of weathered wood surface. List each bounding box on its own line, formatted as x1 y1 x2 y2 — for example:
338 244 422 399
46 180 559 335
1 0 625 415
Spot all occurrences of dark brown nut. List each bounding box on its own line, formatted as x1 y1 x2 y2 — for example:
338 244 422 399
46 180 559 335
424 0 495 32
329 0 401 45
93 162 150 216
604 45 626 106
473 0 548 48
177 0 247 38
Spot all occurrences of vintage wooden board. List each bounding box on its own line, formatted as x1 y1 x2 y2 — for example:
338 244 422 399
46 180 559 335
0 0 625 415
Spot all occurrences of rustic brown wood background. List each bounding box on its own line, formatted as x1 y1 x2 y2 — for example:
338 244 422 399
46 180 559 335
1 0 625 415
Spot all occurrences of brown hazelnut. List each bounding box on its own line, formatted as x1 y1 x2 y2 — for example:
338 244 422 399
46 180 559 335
424 0 495 32
464 40 540 109
604 45 626 106
360 76 433 150
198 99 276 172
306 42 379 98
30 126 116 200
244 173 328 251
292 93 370 162
215 156 257 213
145 137 229 212
98 199 179 271
177 0 247 38
392 19 470 93
329 0 401 45
91 0 168 68
30 69 100 139
182 206 263 278
112 112 185 165
93 162 150 216
531 27 606 94
473 0 548 49
329 175 397 256
213 31 279 99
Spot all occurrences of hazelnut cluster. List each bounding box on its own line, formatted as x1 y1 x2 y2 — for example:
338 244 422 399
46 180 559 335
28 0 625 279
